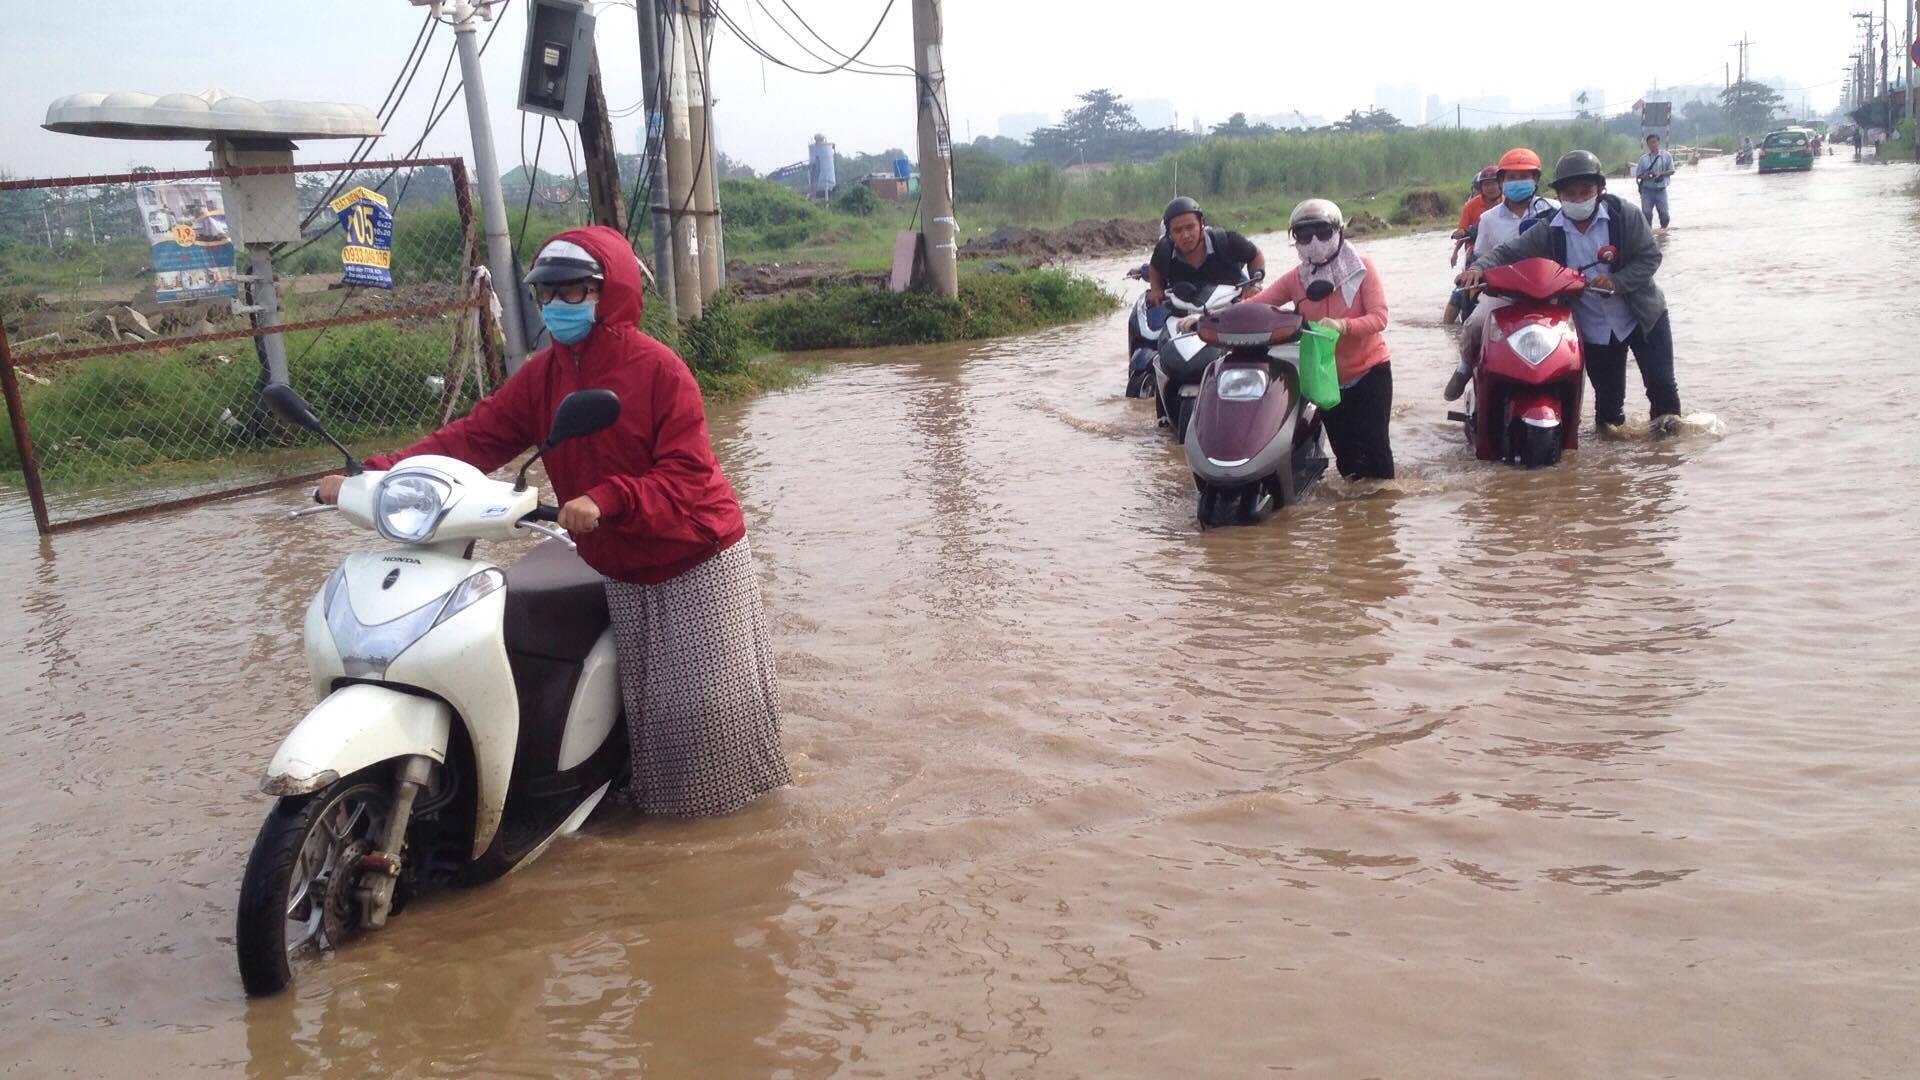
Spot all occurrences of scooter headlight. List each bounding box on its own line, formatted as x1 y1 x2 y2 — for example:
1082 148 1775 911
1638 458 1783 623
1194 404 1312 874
1506 323 1567 366
375 472 452 543
1216 367 1269 400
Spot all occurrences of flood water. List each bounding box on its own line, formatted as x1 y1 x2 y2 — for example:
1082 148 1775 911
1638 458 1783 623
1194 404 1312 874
5 157 1919 1077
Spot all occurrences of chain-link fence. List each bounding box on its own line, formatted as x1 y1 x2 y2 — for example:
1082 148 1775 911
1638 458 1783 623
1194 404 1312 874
0 156 503 533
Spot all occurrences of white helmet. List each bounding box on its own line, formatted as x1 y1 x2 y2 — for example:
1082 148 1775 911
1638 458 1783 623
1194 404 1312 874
1289 198 1345 231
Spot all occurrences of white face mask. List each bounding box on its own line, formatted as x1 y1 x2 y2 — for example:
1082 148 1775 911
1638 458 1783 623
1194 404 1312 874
1296 235 1341 265
1562 197 1599 222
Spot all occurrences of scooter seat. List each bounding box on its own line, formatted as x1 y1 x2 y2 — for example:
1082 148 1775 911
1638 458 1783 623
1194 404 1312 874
502 539 611 664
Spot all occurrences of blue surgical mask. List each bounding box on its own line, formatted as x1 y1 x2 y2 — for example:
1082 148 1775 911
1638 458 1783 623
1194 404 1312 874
543 298 597 344
1502 179 1536 202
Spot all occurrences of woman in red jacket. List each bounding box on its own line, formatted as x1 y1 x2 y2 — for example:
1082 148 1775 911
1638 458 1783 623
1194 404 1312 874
318 226 790 817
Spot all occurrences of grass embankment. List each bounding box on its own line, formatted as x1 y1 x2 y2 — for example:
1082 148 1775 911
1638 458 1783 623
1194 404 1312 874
712 122 1643 267
739 267 1117 351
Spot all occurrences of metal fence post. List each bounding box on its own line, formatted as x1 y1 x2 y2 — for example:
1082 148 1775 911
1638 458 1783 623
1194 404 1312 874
0 324 52 535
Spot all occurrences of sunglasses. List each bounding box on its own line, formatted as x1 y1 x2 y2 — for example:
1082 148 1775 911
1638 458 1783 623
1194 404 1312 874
532 280 597 304
1291 224 1338 243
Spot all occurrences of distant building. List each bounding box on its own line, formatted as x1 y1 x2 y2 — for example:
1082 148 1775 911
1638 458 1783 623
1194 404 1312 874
998 112 1049 141
1373 81 1423 126
1426 94 1444 126
1129 98 1177 130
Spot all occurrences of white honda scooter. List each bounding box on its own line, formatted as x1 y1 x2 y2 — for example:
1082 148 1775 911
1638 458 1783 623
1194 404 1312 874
235 383 629 996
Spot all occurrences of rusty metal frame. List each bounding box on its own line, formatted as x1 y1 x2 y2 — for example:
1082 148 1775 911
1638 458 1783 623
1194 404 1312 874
0 156 487 536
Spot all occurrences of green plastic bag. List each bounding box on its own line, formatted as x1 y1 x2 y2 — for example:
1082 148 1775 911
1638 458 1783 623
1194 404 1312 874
1297 322 1342 409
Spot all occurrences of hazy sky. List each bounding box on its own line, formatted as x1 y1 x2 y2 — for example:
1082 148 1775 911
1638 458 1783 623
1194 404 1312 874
2 0 1878 180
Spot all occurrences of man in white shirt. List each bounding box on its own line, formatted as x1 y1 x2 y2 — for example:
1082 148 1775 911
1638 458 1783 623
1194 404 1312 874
1632 134 1675 228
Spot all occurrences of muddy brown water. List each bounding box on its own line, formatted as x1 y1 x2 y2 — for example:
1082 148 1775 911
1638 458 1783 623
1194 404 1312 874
4 158 1918 1077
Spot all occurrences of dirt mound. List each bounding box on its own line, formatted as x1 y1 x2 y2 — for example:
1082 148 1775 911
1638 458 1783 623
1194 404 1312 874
1345 211 1391 237
960 218 1160 260
1403 190 1451 220
726 261 887 299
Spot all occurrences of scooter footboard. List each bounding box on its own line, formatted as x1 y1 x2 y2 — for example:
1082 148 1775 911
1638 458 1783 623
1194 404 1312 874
263 684 453 796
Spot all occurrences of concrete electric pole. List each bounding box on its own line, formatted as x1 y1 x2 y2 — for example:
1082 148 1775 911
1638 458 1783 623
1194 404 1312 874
684 0 722 302
444 0 530 371
911 0 958 299
663 2 703 319
634 0 676 321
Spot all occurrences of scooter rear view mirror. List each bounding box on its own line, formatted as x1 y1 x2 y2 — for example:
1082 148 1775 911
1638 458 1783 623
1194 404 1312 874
262 382 362 475
1304 280 1336 302
261 383 321 431
516 388 622 492
546 388 621 448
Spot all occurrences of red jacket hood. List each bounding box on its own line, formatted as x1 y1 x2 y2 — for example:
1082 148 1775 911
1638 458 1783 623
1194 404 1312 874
543 224 643 328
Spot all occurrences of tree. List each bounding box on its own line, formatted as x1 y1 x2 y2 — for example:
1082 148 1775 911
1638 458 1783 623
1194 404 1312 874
1210 113 1276 140
1059 88 1141 137
1720 80 1784 134
1027 89 1192 166
968 134 1029 164
952 144 1009 205
1332 107 1404 134
714 150 758 180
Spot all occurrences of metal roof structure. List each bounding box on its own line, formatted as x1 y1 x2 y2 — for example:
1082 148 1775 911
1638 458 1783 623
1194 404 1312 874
43 89 382 142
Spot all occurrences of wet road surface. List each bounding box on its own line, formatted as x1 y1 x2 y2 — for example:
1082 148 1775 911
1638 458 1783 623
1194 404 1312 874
3 155 1918 1076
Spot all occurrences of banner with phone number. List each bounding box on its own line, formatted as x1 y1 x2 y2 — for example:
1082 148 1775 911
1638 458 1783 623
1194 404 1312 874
330 186 394 289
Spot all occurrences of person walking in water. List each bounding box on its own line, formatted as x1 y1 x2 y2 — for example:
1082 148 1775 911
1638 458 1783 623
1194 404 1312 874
318 227 793 817
1632 133 1675 229
1456 151 1683 434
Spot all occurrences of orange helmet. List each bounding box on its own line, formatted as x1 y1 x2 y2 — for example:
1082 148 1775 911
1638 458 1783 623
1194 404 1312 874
1497 147 1542 172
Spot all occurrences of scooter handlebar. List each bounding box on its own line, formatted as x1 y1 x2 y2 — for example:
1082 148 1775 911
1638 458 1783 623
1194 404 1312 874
523 504 560 522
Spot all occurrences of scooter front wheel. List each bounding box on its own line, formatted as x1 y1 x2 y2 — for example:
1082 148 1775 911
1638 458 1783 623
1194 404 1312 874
235 769 394 996
1520 423 1562 468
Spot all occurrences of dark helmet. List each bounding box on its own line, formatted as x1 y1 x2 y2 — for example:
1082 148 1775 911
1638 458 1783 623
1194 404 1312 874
1551 150 1606 190
524 237 605 285
1162 196 1205 228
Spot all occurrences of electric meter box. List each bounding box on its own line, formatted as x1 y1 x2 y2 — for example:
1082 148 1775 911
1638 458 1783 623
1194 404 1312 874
518 0 596 122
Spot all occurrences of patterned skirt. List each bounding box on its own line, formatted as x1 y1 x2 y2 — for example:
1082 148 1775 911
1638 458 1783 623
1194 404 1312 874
604 537 792 816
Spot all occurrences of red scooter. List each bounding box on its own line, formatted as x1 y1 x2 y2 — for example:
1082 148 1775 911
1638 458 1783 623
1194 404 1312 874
1449 253 1611 467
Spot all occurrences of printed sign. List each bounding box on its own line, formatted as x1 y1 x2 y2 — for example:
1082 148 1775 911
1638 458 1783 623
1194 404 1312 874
330 186 394 289
134 183 239 303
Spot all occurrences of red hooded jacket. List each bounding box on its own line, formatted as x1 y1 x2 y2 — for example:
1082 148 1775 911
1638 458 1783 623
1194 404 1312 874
365 225 745 585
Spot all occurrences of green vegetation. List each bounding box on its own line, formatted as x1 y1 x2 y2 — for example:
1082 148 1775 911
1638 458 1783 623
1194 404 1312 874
740 267 1117 352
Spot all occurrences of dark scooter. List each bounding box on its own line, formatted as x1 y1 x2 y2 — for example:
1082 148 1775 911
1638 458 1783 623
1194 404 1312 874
1184 290 1333 528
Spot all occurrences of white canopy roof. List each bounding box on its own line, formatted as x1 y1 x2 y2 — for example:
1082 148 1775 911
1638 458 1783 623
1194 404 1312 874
44 89 383 141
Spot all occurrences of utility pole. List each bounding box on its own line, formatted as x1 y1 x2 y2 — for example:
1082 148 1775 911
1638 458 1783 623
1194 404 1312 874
447 0 530 372
911 0 958 299
579 55 627 233
1857 12 1877 103
635 0 676 322
663 1 703 319
1457 103 1463 128
683 0 722 302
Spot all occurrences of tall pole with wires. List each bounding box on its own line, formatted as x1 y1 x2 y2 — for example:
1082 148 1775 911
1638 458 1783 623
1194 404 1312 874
684 0 723 302
448 0 530 371
636 0 676 321
912 0 957 299
580 55 627 233
663 1 704 319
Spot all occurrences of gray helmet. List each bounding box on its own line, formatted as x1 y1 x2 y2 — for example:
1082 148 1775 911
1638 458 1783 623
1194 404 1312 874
1550 150 1606 190
525 237 605 284
1288 198 1345 231
1162 196 1204 228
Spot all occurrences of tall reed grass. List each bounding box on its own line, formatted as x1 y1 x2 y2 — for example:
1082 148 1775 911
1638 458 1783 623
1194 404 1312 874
966 123 1641 224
